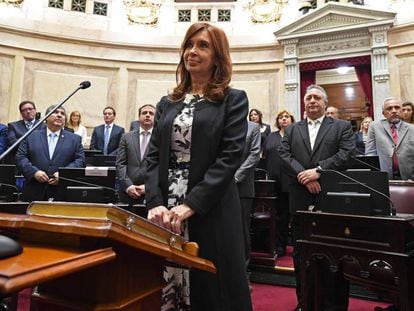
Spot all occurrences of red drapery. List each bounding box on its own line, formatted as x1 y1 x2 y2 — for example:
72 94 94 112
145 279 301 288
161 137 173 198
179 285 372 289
299 55 373 118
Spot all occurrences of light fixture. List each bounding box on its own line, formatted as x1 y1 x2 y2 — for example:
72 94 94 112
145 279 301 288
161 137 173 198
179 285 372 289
247 0 289 23
336 66 352 75
124 0 162 25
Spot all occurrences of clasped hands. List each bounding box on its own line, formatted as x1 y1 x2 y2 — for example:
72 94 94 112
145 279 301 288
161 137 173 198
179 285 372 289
148 203 195 234
34 170 59 185
297 168 321 194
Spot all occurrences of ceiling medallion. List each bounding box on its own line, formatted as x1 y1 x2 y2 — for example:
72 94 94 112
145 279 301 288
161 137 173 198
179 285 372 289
0 0 24 6
247 0 288 23
124 0 162 25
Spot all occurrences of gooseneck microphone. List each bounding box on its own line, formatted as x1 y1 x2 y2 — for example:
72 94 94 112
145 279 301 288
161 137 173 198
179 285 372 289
80 81 91 89
316 167 396 216
0 81 92 162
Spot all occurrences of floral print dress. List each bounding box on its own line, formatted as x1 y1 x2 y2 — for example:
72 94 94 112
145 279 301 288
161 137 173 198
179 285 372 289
162 94 202 311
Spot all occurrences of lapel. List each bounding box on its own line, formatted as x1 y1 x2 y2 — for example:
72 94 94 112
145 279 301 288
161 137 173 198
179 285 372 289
312 117 332 154
40 129 50 159
132 131 142 162
298 119 312 155
381 120 394 143
396 121 409 149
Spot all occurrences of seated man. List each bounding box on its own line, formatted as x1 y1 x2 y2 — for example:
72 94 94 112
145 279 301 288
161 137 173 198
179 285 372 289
116 104 155 205
16 105 85 202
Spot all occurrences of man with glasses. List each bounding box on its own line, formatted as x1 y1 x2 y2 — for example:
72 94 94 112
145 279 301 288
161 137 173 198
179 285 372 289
6 101 44 163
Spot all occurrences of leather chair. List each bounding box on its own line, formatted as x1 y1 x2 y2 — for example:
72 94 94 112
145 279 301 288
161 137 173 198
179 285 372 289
389 180 414 214
250 179 278 263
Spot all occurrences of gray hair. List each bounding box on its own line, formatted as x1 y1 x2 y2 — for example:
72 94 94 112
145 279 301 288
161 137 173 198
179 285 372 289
305 84 328 104
382 97 400 111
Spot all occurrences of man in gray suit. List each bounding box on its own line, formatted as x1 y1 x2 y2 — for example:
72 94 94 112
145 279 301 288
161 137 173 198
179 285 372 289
116 104 156 206
235 121 261 284
366 97 414 180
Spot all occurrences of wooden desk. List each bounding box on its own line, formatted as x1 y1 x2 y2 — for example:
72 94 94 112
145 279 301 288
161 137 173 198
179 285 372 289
298 211 414 311
0 202 215 310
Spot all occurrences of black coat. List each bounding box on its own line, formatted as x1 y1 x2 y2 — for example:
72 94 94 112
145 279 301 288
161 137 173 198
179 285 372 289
145 89 252 311
278 117 355 213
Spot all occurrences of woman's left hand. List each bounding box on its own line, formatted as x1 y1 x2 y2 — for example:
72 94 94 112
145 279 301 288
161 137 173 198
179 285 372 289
169 204 195 234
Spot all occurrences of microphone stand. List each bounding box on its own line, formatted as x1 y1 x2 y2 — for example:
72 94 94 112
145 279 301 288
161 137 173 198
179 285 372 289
0 81 91 163
0 81 91 260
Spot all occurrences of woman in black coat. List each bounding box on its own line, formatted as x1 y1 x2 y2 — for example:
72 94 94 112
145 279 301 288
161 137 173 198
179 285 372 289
145 22 252 311
263 109 295 256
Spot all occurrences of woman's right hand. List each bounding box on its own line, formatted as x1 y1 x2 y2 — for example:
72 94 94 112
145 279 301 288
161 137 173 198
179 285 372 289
147 205 172 231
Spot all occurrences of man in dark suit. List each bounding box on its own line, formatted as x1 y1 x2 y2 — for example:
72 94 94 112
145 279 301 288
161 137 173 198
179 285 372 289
116 104 155 206
16 105 85 202
7 101 44 163
0 123 7 156
129 108 140 132
90 106 124 155
235 121 261 285
279 84 355 311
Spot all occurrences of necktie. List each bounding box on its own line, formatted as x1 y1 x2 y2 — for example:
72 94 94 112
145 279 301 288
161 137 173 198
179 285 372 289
26 121 33 130
309 120 320 150
104 125 110 155
390 124 399 173
140 131 150 160
48 133 57 159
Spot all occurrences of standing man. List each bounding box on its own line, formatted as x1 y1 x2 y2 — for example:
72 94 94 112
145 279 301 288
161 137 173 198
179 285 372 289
279 84 355 311
0 123 7 156
7 100 44 163
325 105 340 119
129 108 140 131
116 104 155 205
235 120 261 287
365 97 414 180
90 106 124 155
16 105 85 202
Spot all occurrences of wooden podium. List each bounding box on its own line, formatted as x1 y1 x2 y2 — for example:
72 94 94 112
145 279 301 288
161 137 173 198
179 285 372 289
0 202 216 310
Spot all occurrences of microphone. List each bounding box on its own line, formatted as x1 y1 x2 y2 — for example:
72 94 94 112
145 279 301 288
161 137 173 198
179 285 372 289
0 81 92 162
0 182 20 201
80 81 91 89
316 167 396 216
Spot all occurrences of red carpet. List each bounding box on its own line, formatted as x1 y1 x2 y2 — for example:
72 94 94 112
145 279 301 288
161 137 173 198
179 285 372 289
251 282 391 311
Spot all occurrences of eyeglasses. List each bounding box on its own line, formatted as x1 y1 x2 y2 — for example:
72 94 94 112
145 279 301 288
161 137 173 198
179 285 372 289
21 108 35 113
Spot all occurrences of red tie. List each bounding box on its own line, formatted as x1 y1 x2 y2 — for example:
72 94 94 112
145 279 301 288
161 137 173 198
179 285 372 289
390 124 399 173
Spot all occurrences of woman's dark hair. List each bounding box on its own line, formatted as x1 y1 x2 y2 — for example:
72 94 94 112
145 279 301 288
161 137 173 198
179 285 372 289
402 101 414 123
170 22 232 103
249 108 263 126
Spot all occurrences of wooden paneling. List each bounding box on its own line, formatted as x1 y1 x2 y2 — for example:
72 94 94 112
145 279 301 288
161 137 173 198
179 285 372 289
321 82 369 122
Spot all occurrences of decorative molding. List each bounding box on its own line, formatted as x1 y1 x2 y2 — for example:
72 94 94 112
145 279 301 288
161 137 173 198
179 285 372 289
299 38 370 56
298 14 369 33
300 31 369 45
373 74 389 83
372 47 388 55
284 59 297 66
0 0 24 6
124 0 162 26
285 83 297 91
247 0 288 23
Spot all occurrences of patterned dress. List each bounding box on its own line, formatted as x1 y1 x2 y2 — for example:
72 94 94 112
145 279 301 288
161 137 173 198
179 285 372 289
162 94 202 311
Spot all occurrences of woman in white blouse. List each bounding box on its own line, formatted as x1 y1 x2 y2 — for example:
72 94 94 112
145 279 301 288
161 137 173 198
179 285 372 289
67 110 87 146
